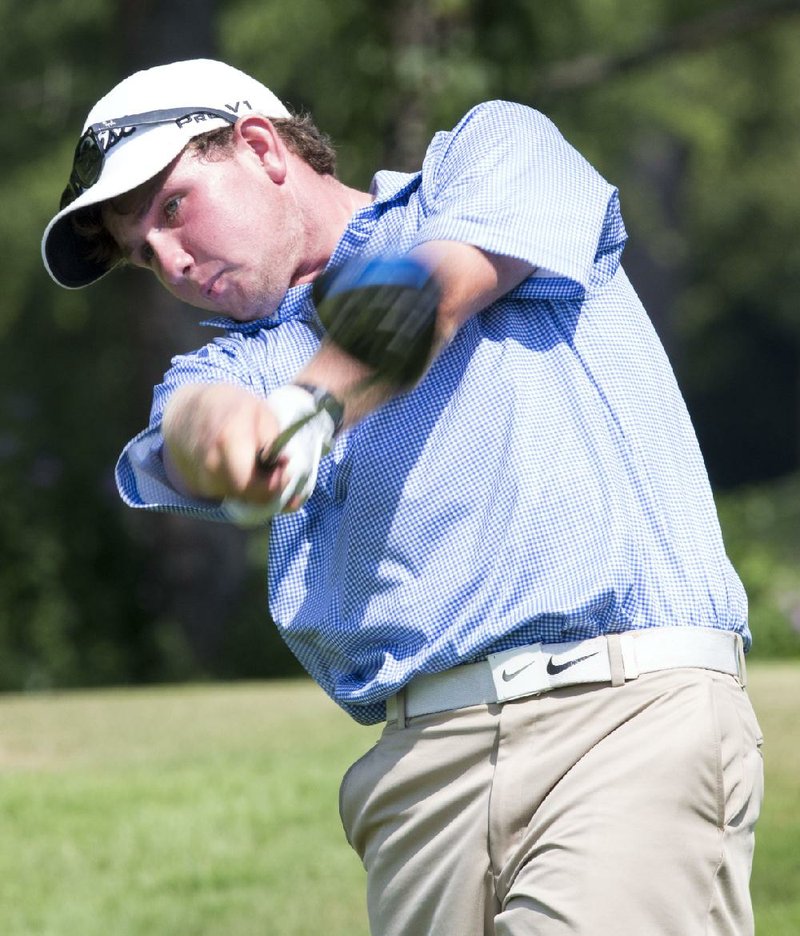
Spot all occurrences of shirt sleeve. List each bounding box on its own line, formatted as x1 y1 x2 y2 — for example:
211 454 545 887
413 101 626 294
115 321 321 519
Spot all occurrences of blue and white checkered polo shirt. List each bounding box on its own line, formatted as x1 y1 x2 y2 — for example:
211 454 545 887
116 101 749 724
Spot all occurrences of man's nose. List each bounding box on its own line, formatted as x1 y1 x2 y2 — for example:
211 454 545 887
149 231 192 286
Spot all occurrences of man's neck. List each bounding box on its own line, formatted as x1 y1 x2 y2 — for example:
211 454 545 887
289 161 374 280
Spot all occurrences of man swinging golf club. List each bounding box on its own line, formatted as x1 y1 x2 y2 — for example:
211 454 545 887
43 58 763 936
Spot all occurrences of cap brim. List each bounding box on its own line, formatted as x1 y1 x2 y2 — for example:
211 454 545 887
42 211 115 289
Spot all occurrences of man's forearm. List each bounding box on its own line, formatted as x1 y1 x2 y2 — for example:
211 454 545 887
292 341 391 428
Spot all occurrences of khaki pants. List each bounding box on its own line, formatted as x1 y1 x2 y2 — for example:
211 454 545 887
339 669 763 936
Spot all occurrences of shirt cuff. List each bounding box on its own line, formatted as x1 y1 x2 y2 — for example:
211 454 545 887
115 425 232 522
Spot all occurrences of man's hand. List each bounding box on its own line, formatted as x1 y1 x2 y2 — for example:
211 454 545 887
162 383 288 505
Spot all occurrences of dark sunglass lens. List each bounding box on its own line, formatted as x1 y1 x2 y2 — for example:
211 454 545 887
72 133 103 188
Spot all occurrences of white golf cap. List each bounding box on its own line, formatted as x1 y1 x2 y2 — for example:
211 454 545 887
42 58 290 289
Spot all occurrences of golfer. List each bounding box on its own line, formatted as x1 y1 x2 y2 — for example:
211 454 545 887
42 58 763 936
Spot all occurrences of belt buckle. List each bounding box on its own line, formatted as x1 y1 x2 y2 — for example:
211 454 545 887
489 636 613 700
488 644 549 701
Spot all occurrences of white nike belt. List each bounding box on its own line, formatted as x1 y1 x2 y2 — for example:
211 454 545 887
385 627 747 723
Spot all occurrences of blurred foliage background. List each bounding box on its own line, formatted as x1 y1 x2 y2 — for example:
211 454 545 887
1 0 799 692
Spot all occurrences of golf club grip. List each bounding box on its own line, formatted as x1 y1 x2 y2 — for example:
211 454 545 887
255 408 321 473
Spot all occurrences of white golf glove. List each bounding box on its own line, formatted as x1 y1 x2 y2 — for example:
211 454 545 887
221 384 340 527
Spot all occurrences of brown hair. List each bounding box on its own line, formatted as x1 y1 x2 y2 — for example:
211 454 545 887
70 114 337 269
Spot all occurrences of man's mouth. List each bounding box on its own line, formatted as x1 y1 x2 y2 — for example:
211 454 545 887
202 271 225 300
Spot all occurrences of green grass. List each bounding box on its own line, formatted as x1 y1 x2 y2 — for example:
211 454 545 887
0 665 797 935
0 680 380 936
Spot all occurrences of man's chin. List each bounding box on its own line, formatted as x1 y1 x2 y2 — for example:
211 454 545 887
207 280 287 323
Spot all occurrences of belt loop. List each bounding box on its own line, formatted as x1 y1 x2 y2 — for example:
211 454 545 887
606 634 626 687
735 634 747 688
394 687 407 728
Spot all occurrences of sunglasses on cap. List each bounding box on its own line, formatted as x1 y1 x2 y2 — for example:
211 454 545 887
59 106 240 211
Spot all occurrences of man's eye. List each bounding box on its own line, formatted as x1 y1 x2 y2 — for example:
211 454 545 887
163 196 181 221
140 243 155 265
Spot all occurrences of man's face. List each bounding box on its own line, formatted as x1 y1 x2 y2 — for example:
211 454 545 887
103 136 308 322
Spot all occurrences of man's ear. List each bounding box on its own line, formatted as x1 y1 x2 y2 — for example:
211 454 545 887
235 115 287 183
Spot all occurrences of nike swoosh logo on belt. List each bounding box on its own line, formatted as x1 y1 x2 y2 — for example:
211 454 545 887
546 651 600 676
501 660 537 682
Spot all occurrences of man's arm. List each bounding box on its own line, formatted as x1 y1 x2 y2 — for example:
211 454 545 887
162 242 534 508
294 241 535 426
